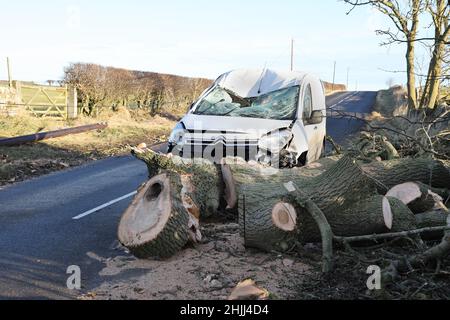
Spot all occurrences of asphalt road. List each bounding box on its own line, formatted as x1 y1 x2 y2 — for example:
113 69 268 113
326 91 377 146
0 91 376 299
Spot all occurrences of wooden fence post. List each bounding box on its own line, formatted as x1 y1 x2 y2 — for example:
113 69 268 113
67 85 78 119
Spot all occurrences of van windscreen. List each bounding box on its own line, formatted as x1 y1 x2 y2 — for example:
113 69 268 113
193 86 299 120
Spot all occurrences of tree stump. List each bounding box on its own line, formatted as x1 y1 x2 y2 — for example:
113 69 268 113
118 172 192 258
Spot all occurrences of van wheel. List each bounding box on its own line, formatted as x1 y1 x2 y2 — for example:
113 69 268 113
320 137 326 158
297 151 307 167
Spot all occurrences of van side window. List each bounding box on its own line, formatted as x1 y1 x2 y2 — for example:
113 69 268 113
303 84 313 120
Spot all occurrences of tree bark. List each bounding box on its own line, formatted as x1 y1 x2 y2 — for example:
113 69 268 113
416 210 449 228
386 181 446 214
236 156 418 252
420 0 449 109
415 209 449 239
361 157 450 192
406 40 418 109
132 148 223 218
118 172 191 258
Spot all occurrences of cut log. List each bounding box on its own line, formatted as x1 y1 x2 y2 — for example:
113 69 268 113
300 195 416 241
132 147 222 218
416 210 450 228
362 157 450 191
415 210 449 239
272 202 297 232
237 156 417 252
240 198 299 253
240 192 416 252
386 182 446 214
118 172 192 258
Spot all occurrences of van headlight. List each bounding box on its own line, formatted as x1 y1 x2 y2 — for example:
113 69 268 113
168 122 186 145
258 130 292 154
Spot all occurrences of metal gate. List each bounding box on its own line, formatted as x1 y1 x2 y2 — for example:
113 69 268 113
21 84 68 118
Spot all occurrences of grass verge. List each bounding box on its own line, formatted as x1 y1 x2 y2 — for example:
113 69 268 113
0 109 175 186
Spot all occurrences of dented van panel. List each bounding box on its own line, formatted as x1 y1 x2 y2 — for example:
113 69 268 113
168 68 326 167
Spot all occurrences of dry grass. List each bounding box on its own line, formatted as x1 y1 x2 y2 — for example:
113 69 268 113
359 86 450 159
322 81 347 95
0 109 176 185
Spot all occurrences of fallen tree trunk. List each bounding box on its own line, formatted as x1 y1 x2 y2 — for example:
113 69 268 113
132 147 222 218
237 156 418 251
118 172 192 258
123 147 447 258
361 157 450 192
241 189 417 252
224 156 450 211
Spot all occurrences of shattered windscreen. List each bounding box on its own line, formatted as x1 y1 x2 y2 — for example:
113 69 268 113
193 86 299 120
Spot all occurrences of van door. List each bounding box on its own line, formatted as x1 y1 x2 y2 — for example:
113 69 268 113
300 79 326 163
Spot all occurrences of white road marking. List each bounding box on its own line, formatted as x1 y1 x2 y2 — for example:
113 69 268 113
328 91 358 110
72 191 137 220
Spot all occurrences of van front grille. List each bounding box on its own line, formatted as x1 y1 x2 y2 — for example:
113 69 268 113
181 138 259 161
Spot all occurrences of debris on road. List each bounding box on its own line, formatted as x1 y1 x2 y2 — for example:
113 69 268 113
117 144 450 295
228 279 269 300
0 123 108 147
85 223 311 300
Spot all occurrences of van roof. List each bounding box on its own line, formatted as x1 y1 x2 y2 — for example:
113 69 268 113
214 68 312 98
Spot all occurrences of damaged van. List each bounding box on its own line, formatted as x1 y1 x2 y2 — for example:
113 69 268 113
167 68 326 167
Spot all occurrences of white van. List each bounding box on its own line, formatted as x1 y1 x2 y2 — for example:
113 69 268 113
168 68 326 167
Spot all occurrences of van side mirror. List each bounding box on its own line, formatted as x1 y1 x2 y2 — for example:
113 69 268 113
307 110 323 125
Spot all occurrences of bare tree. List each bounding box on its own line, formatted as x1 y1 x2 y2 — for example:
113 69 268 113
420 0 450 108
64 63 212 117
64 63 109 115
344 0 426 109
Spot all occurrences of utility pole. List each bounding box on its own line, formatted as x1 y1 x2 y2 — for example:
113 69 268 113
290 38 294 71
7 57 12 88
332 61 336 91
346 67 350 90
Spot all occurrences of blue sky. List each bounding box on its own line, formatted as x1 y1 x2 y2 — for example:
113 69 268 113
0 0 431 90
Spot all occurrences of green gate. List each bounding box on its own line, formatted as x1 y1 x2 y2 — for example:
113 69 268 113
21 84 68 118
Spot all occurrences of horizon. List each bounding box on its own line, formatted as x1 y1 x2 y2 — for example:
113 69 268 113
0 0 436 91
